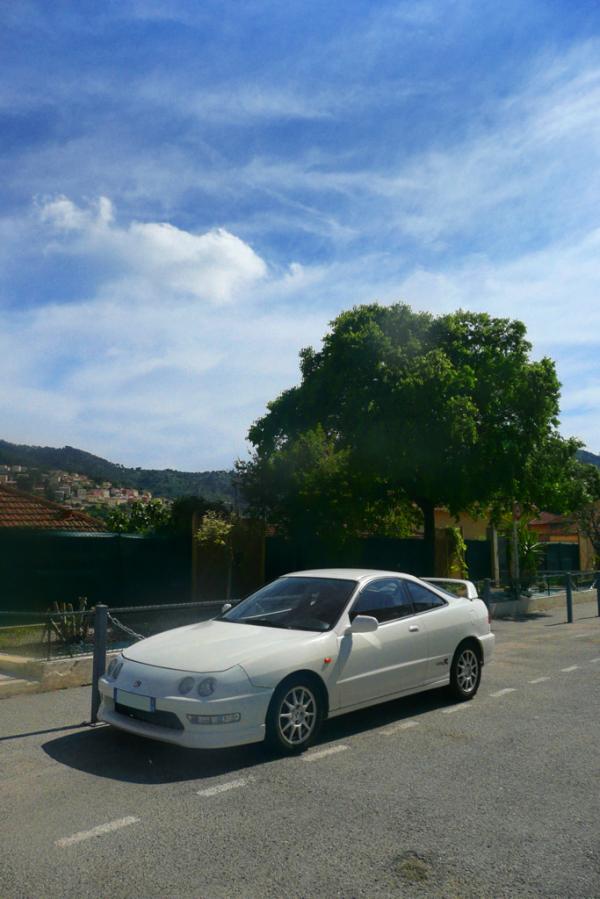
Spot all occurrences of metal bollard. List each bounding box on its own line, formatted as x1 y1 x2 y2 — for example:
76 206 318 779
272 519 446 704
565 572 574 624
90 604 108 725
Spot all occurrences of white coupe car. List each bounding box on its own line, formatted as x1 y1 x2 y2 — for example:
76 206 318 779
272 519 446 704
99 569 494 754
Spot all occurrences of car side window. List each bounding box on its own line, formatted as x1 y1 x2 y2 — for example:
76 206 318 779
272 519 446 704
404 581 447 613
351 578 414 624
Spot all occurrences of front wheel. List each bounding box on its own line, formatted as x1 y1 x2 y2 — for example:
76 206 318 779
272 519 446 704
449 643 481 701
266 677 323 754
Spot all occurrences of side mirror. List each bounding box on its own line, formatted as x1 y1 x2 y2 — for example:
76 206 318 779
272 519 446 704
221 602 232 614
347 614 379 634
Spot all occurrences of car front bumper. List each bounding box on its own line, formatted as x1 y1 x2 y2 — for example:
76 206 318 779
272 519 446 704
98 661 273 749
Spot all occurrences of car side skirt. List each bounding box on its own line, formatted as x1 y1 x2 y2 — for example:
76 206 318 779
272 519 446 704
327 676 450 719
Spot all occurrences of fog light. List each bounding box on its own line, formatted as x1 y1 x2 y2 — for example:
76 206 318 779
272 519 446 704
186 713 241 725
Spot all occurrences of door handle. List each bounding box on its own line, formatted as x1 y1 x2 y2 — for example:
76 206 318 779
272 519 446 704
408 625 419 632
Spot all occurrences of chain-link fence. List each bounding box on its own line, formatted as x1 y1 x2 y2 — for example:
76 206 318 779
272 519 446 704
103 601 231 651
0 600 235 661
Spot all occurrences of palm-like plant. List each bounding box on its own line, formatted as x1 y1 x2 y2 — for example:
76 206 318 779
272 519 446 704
508 522 543 589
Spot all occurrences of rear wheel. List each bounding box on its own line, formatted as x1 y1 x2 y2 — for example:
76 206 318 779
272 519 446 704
266 676 323 754
449 643 481 701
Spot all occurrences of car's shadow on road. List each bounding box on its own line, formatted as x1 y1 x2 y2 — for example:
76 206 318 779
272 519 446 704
42 688 454 785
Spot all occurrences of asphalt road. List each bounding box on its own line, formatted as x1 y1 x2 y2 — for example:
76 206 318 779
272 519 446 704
1 600 599 899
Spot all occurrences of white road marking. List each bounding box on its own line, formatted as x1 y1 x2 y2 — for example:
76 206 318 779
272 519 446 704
197 777 251 797
561 666 579 672
381 720 420 734
590 658 600 663
442 704 472 715
490 688 517 697
574 634 589 638
303 744 349 762
529 677 550 684
55 816 139 848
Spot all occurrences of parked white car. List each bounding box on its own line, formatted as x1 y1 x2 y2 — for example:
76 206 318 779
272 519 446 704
99 568 494 754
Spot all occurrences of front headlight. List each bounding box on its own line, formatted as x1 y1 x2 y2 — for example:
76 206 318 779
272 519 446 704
106 655 123 679
197 677 217 697
178 676 195 695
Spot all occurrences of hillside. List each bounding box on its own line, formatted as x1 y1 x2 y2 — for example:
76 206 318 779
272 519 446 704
0 439 235 503
576 449 600 468
1 439 597 504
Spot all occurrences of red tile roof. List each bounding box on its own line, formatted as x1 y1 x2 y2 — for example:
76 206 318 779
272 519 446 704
529 510 577 535
529 511 567 525
0 485 107 532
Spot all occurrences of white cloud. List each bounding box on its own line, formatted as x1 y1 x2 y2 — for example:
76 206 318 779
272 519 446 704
153 83 334 123
39 196 268 306
0 198 326 468
40 195 114 231
202 42 600 254
0 295 330 469
395 228 600 344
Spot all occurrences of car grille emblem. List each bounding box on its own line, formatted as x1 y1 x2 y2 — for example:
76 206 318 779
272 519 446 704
133 680 142 688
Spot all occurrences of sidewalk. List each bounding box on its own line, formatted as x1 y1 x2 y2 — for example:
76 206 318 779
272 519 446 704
490 586 599 619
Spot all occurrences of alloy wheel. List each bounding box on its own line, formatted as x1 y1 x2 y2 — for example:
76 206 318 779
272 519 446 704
456 648 479 694
277 686 317 747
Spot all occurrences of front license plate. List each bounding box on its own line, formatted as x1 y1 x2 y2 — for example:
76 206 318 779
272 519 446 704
114 688 155 712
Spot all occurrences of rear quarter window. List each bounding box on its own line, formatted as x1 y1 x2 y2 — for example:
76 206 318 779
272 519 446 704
404 581 447 613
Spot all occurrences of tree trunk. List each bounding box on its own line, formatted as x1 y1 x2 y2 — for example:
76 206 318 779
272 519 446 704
419 499 436 576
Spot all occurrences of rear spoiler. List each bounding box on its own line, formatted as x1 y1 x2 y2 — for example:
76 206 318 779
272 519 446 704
423 578 479 600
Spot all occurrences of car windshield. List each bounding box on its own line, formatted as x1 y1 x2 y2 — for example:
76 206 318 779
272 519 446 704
221 576 358 632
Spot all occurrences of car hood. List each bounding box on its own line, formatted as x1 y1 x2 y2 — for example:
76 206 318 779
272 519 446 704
123 618 325 673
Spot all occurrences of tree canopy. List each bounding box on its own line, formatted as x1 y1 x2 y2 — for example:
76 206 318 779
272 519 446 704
106 499 172 535
105 495 227 535
239 303 582 567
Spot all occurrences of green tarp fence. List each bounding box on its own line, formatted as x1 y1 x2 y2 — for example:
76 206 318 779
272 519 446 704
0 531 191 614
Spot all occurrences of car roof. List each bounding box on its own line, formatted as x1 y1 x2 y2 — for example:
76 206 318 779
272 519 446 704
283 568 423 582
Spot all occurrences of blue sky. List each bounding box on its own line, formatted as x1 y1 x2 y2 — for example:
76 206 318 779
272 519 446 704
2 0 600 469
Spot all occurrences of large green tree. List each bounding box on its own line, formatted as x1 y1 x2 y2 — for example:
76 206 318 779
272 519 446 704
240 303 581 570
237 424 420 543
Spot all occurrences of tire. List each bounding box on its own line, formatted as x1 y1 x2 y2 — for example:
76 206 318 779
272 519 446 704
448 642 481 701
266 675 324 754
